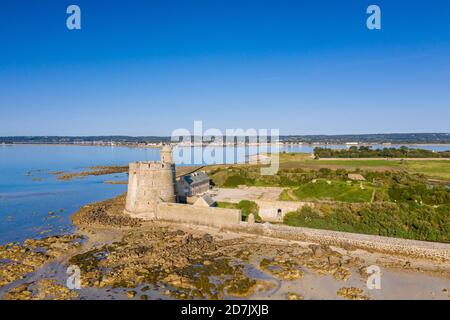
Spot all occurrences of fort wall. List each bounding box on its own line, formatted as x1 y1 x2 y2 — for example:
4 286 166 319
156 203 242 228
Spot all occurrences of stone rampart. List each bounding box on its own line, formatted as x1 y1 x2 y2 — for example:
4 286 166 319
156 203 242 228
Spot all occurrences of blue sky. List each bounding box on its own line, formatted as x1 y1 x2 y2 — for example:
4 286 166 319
0 0 449 136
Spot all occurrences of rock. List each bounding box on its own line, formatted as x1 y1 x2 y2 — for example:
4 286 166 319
4 279 78 300
202 234 213 243
224 277 258 297
126 291 136 299
309 245 324 257
278 269 303 281
181 234 193 245
163 274 194 289
287 292 304 300
337 287 370 300
174 230 185 236
260 258 303 280
0 235 83 289
247 214 255 224
71 194 141 228
328 256 342 266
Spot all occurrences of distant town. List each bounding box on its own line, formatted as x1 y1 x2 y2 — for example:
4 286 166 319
1 133 450 147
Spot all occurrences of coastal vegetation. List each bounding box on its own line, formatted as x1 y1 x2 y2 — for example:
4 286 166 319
314 146 450 159
284 203 450 243
209 158 450 242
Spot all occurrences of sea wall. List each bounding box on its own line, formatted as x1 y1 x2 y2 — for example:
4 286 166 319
230 222 450 262
156 203 242 228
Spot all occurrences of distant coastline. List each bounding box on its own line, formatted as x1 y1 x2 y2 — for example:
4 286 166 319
2 133 450 146
2 142 450 149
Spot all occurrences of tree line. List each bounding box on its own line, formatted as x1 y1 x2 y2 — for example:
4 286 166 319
314 146 450 158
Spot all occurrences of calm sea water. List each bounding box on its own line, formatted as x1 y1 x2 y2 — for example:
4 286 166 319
1 143 449 244
0 145 162 244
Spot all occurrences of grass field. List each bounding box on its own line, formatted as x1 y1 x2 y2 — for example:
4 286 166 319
277 153 450 181
278 153 402 170
404 161 450 180
204 153 450 181
291 180 374 203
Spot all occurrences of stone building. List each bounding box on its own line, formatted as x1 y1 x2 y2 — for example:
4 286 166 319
176 171 210 199
193 194 216 207
348 173 366 181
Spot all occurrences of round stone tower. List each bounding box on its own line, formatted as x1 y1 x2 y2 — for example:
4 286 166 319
124 145 176 218
161 144 173 164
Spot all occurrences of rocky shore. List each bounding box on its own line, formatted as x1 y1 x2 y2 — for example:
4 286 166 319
50 166 129 181
1 194 449 300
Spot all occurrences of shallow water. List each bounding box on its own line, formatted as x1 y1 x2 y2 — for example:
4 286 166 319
0 145 163 244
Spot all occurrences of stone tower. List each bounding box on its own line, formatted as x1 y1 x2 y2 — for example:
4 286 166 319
161 144 173 164
124 145 176 218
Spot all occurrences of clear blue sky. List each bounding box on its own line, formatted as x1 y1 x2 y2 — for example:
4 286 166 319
1 0 449 136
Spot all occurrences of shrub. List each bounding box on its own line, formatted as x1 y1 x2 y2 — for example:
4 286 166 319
236 200 261 222
283 202 449 243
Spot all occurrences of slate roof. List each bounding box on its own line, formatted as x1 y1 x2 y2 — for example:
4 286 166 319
194 194 216 207
182 171 209 185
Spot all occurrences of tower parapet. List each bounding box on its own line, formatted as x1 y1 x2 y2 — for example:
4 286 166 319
161 144 173 164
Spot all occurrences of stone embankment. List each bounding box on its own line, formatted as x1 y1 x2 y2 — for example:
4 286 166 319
230 222 450 262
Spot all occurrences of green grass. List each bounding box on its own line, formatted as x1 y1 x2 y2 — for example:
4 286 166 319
216 201 237 209
292 180 374 203
405 160 450 180
217 200 262 222
278 153 450 180
278 153 402 169
279 189 295 201
316 160 402 167
222 175 255 188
